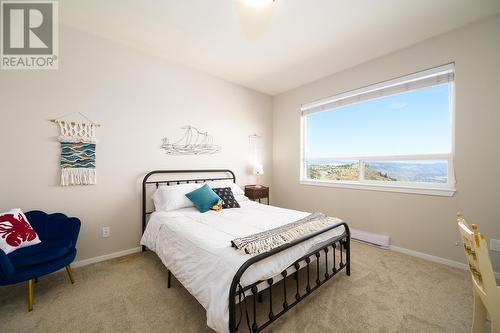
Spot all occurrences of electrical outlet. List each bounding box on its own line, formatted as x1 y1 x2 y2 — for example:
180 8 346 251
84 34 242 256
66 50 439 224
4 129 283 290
490 239 500 252
102 227 111 238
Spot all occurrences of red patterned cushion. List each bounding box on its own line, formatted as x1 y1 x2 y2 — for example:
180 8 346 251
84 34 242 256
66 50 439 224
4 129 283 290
0 209 41 254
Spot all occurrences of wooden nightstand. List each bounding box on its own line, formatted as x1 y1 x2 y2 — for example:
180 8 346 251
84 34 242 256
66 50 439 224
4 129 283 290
245 185 269 205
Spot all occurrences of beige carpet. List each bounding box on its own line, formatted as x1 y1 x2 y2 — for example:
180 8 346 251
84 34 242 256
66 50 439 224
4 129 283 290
0 242 474 332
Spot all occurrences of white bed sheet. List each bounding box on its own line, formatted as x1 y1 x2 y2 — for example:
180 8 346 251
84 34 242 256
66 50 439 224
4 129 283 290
140 200 345 333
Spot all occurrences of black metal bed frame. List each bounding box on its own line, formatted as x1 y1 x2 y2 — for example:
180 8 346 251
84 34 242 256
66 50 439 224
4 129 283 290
142 169 350 333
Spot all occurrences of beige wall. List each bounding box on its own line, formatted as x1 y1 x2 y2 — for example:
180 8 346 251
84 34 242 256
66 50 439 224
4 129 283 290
1 16 499 273
0 27 273 261
272 15 500 272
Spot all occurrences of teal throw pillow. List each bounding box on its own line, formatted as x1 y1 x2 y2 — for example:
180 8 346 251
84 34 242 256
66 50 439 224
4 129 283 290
185 184 222 213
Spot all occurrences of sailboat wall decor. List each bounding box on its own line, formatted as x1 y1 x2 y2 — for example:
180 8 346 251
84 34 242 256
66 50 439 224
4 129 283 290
161 126 221 155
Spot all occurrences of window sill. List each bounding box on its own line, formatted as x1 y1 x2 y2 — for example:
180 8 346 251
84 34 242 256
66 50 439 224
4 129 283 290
299 180 456 197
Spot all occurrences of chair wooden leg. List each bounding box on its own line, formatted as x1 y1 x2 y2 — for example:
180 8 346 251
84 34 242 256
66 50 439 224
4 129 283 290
65 265 75 284
491 314 499 333
27 279 34 311
167 269 171 288
472 289 487 333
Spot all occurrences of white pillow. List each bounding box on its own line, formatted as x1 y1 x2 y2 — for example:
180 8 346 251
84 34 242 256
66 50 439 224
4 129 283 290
205 180 245 196
234 194 250 203
152 183 201 212
0 209 41 254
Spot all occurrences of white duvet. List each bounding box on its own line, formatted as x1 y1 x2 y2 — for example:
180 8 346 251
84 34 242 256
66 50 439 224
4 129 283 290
140 200 345 333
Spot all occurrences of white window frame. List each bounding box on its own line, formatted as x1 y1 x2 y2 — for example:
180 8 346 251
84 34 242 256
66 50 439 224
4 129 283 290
300 64 456 197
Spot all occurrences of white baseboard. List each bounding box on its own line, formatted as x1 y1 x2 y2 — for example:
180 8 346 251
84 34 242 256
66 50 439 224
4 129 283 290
351 228 390 248
69 242 500 282
72 247 142 268
390 245 500 280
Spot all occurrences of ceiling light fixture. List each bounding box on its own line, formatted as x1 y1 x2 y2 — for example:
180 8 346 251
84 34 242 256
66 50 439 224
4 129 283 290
242 0 275 8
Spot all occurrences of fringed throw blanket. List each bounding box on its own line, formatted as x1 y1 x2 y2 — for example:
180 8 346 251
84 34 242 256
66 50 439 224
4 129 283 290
231 213 342 255
56 120 97 186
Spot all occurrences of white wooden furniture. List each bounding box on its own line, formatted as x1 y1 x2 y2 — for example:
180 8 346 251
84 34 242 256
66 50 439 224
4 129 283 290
457 213 500 333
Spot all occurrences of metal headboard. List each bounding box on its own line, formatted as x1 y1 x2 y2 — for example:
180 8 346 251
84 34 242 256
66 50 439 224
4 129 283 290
141 169 236 244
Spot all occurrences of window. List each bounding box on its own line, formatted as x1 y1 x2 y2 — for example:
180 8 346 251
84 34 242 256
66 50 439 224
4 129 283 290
300 64 455 196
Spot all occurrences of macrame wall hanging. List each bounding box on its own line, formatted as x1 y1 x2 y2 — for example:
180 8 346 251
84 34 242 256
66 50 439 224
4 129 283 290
51 113 99 186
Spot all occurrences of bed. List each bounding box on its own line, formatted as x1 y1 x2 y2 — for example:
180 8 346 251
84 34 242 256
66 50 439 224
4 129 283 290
140 170 350 333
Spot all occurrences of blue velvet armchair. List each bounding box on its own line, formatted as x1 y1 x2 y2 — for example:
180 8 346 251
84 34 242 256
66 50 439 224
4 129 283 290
0 210 81 311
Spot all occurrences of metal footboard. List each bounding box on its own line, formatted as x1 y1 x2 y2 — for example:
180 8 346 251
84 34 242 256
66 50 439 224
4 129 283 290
229 222 350 333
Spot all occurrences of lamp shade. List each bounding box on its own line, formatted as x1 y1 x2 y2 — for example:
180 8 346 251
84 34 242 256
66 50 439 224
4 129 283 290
253 164 264 175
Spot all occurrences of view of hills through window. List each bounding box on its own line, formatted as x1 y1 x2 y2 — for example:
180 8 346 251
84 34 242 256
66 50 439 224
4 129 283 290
304 83 452 184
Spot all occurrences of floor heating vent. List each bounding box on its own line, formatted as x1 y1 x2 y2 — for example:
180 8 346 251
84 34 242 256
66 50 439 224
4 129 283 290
350 228 390 248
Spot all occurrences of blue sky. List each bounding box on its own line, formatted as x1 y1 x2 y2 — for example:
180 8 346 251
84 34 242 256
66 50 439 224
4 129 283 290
306 84 452 158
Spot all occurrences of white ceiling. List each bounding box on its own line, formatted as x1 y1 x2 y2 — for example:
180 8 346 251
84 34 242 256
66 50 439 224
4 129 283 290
61 0 500 95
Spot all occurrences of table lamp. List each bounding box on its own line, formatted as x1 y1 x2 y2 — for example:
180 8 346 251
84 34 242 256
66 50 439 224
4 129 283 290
253 164 264 187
